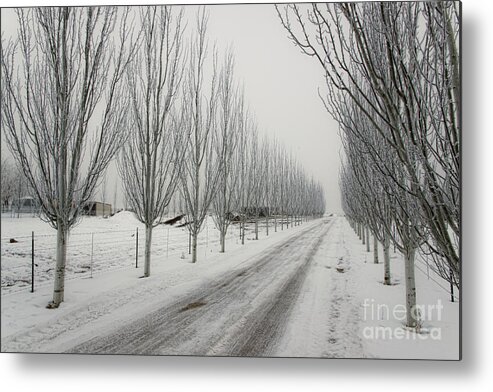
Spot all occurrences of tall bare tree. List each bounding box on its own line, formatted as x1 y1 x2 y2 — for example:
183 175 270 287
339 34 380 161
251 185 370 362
180 8 223 263
211 50 241 253
234 105 252 245
1 7 136 307
118 6 186 277
246 125 263 240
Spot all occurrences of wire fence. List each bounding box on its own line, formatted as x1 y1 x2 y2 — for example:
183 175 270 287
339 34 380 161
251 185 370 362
1 219 244 295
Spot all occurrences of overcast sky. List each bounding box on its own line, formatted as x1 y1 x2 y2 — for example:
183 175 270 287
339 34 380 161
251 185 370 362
206 4 342 212
1 2 343 212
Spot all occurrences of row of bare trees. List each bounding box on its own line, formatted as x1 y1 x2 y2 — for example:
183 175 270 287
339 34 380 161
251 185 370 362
1 5 326 307
277 2 460 328
119 7 326 267
211 111 327 256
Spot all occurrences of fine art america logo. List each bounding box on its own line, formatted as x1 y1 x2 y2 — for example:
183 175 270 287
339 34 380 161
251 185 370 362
362 298 443 340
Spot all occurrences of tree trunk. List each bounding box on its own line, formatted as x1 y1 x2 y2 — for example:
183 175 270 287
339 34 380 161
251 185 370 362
241 219 245 245
383 234 391 285
255 215 259 240
274 215 277 232
373 234 379 264
404 247 418 328
192 231 198 263
265 215 269 236
362 225 366 245
366 227 370 252
144 225 153 277
52 225 68 307
220 230 225 253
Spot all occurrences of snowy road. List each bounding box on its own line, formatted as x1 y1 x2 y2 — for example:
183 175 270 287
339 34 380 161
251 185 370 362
66 219 335 356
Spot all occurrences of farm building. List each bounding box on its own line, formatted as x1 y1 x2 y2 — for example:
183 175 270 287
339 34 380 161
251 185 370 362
241 206 275 218
82 201 112 217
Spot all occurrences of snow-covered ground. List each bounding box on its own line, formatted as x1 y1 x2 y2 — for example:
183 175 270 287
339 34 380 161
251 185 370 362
276 217 459 359
1 214 459 359
1 211 245 294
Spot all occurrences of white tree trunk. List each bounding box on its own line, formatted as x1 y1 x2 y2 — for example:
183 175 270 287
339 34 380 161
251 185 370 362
404 247 418 328
383 234 391 285
220 230 226 253
52 225 68 306
192 232 198 263
144 225 153 277
373 234 379 264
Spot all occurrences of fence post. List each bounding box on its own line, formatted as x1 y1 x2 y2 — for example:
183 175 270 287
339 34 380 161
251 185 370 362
31 231 34 293
135 227 139 268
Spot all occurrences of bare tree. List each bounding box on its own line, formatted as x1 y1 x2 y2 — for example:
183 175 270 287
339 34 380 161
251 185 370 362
246 125 263 240
278 145 289 230
269 138 281 232
180 8 223 263
211 50 241 253
1 7 136 307
118 6 186 277
260 135 272 235
100 170 108 217
234 105 252 245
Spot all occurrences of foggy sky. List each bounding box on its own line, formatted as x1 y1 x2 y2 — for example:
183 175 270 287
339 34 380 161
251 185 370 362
206 3 342 213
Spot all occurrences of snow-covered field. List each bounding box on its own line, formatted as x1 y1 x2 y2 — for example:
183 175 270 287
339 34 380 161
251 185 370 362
1 214 459 359
1 211 245 294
